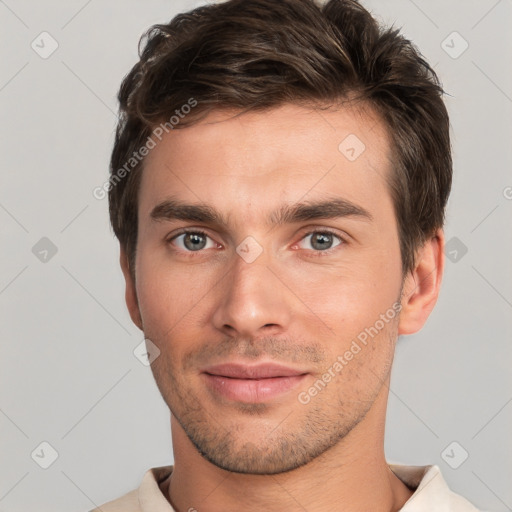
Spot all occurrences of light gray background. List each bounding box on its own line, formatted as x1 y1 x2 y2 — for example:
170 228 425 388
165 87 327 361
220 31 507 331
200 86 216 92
1 0 511 511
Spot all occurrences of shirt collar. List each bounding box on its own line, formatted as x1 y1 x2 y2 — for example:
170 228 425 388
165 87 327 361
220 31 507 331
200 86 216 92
139 465 175 511
390 464 455 511
139 463 465 512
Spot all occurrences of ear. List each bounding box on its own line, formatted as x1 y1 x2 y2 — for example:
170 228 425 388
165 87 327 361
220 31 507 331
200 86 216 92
398 229 445 335
119 246 143 331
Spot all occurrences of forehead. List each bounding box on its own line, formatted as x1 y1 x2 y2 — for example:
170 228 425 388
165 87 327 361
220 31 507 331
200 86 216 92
138 102 393 223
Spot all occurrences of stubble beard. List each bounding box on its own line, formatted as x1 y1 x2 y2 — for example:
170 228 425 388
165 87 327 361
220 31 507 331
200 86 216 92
151 355 382 475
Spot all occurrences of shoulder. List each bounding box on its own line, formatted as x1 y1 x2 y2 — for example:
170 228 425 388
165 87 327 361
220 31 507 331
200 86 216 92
448 491 483 512
390 464 483 512
88 465 174 512
89 488 140 512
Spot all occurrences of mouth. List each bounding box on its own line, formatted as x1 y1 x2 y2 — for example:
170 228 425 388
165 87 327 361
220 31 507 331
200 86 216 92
201 362 309 403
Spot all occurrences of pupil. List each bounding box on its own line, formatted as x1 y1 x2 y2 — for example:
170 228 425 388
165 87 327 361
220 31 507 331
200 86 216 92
185 233 206 251
313 233 332 250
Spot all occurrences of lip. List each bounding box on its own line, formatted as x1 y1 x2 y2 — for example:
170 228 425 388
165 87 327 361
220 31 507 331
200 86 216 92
201 362 309 403
203 362 307 379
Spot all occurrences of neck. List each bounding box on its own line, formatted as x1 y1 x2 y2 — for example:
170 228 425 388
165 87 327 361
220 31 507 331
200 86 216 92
166 378 413 512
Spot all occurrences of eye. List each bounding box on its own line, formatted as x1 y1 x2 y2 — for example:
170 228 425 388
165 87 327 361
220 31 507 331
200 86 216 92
296 230 344 253
169 229 218 252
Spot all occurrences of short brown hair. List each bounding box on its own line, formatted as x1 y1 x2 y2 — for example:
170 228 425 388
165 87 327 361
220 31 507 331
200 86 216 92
109 0 451 275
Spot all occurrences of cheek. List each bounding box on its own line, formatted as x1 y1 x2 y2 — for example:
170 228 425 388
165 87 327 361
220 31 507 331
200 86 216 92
285 262 401 389
134 250 205 337
283 257 401 339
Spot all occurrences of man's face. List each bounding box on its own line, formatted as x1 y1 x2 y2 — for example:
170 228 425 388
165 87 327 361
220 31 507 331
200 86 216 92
130 103 405 474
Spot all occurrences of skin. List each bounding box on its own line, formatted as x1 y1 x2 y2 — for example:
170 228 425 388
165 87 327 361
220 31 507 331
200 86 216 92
120 102 445 512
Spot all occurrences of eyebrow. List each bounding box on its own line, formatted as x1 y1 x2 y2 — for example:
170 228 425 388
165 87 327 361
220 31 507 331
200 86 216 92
150 196 373 227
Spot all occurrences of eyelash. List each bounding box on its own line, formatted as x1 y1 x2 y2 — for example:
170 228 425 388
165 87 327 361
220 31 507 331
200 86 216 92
168 228 347 258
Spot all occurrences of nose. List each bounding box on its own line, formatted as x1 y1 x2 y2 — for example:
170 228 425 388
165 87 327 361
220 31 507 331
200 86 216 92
211 248 292 339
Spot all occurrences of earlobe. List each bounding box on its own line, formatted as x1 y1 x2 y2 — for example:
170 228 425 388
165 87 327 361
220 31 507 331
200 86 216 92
119 247 143 331
398 229 445 336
